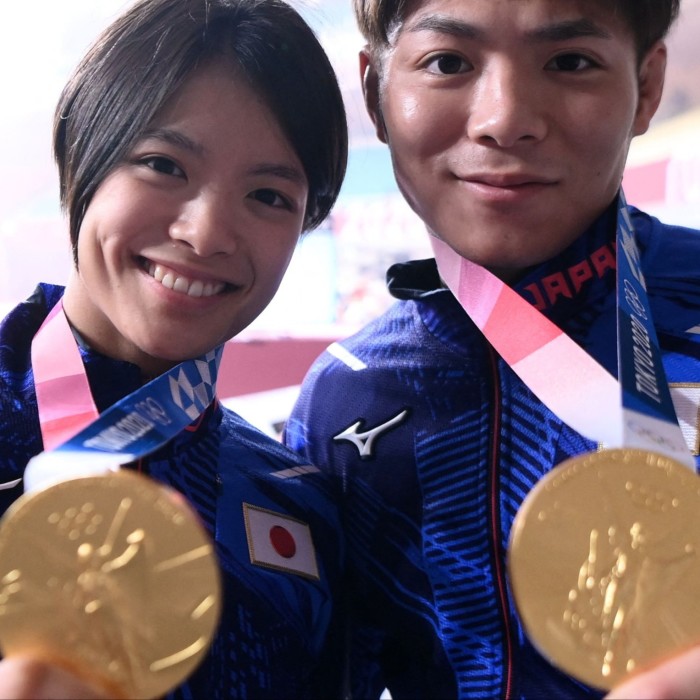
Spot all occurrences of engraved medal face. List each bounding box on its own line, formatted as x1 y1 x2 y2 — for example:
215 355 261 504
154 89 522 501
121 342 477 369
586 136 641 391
508 448 700 690
0 472 221 699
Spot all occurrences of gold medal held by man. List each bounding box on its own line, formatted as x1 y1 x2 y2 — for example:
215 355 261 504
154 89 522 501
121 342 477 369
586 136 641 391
0 472 221 699
509 448 700 690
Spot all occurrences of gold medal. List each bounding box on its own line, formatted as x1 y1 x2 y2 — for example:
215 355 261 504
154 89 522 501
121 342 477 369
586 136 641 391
0 471 221 699
508 448 700 690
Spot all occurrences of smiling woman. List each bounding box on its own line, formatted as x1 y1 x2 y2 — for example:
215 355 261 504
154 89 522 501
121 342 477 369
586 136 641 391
62 60 311 377
284 1 700 700
0 0 348 698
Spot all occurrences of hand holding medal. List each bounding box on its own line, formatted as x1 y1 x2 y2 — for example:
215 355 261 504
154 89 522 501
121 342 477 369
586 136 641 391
0 304 223 698
433 193 700 691
0 472 221 699
509 448 700 690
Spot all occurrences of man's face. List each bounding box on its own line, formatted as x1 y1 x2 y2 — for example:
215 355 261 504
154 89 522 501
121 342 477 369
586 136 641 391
362 0 666 280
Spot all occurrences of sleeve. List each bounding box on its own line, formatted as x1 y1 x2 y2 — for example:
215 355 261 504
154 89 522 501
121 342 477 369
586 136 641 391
284 354 391 700
284 352 343 476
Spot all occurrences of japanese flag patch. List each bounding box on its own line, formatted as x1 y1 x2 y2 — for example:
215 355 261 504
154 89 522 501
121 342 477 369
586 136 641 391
243 503 319 580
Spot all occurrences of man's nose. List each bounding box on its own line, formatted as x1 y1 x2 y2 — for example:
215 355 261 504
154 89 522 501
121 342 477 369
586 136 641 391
467 61 547 147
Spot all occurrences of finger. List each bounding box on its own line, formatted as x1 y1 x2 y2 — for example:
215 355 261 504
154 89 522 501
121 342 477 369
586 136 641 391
606 646 700 700
0 657 112 700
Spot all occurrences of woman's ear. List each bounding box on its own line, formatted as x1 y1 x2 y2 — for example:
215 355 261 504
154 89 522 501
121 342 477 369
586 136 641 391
360 48 388 144
633 40 667 137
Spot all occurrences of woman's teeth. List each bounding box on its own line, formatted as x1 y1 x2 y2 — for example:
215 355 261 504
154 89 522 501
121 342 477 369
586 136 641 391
148 263 225 298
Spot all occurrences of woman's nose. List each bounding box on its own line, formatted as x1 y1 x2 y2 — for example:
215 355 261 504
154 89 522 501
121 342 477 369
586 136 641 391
169 193 239 257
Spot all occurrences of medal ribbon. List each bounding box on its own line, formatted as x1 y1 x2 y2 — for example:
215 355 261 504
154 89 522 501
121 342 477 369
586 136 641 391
27 299 224 491
431 191 694 469
31 300 100 451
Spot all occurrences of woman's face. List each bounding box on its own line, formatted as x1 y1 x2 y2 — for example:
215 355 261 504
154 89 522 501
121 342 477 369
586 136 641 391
62 60 309 376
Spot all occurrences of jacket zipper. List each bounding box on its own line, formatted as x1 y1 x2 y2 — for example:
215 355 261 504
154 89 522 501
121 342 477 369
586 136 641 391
487 346 514 698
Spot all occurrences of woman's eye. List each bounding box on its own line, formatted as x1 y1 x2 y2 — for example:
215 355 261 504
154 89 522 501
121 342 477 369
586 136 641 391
251 188 292 210
141 156 185 178
424 53 470 75
547 53 598 72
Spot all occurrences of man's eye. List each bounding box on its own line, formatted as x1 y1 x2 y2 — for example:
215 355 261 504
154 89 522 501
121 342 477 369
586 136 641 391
141 156 185 178
251 188 292 210
424 53 470 75
547 53 598 72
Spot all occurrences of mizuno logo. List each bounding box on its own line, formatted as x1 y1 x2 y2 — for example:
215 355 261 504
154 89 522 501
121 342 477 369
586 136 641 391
333 409 409 459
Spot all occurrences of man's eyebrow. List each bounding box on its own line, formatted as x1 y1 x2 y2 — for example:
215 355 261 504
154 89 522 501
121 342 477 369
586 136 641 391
527 18 613 42
406 15 483 40
139 127 206 156
405 15 612 43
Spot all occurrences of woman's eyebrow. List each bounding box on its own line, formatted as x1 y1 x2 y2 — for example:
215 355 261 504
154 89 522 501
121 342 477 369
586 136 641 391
138 129 305 185
405 15 612 43
248 163 307 186
139 127 206 156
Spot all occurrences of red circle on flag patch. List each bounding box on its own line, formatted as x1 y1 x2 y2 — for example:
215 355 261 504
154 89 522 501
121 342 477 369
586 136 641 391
269 525 296 558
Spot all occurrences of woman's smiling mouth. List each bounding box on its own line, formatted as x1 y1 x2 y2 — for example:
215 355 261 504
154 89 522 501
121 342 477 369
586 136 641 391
143 260 227 298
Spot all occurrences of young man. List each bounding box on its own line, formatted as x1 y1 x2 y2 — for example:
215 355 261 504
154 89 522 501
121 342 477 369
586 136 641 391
285 0 700 697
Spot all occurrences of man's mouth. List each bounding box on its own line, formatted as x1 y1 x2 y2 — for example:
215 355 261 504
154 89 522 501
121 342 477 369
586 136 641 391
145 261 227 298
464 173 556 188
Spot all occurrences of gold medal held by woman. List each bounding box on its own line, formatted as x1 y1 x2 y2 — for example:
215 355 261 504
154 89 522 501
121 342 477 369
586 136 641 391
508 448 700 690
0 471 221 699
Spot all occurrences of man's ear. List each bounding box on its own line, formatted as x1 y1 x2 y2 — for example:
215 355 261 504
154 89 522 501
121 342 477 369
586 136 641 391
360 48 388 144
633 40 667 137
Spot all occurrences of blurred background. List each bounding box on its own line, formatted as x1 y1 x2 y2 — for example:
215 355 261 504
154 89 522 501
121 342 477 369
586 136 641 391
1 0 699 435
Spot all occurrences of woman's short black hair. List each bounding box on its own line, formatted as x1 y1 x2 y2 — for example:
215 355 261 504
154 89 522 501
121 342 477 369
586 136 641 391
54 0 348 257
